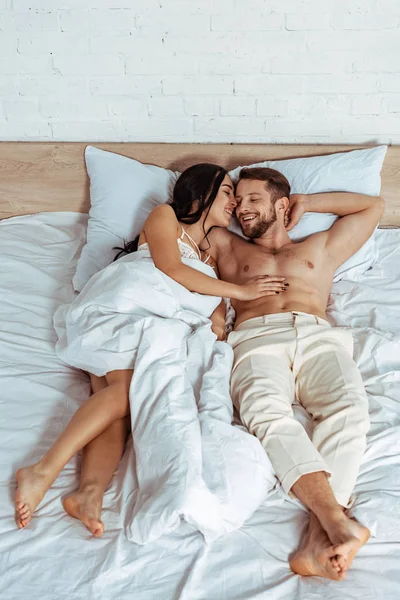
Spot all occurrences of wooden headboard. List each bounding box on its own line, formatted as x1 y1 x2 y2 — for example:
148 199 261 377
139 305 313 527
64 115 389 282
0 142 399 225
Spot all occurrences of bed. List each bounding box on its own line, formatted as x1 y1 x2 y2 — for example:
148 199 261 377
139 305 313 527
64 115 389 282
1 143 400 600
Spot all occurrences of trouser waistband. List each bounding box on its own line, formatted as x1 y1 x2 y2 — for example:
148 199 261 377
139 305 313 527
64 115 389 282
235 311 330 331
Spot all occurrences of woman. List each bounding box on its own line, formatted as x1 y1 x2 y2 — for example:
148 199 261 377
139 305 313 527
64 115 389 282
15 163 286 532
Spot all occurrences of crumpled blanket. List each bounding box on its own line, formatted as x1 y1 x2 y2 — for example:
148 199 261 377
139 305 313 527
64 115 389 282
54 251 276 544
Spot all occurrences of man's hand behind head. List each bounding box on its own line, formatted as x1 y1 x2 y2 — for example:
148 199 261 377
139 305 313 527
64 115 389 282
286 194 308 231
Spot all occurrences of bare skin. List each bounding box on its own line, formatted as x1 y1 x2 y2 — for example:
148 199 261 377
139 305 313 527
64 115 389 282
15 174 382 564
15 467 50 529
290 512 345 581
224 236 330 327
63 484 105 538
15 369 133 529
290 472 370 577
206 178 383 576
209 185 384 328
15 173 290 530
14 296 229 532
62 375 131 537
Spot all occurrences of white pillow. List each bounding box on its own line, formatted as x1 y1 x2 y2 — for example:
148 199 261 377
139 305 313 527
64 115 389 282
73 146 179 292
75 145 386 291
229 146 387 281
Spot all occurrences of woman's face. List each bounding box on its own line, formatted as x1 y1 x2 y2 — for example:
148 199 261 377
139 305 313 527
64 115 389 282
207 175 236 228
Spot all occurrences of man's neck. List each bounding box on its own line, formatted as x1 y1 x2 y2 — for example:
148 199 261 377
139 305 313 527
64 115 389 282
252 223 292 251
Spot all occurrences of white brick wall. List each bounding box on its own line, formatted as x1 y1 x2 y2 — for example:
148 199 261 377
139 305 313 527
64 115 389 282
0 0 400 143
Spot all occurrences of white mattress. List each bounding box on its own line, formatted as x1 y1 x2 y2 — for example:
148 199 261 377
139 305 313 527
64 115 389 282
1 212 400 600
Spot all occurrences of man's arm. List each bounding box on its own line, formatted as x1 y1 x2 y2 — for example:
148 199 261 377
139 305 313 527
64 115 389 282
288 192 385 269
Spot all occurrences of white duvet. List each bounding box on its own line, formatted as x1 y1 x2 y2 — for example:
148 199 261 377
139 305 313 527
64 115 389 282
54 248 274 544
1 212 400 600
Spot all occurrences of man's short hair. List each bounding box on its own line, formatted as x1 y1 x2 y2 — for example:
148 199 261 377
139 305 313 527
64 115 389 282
238 167 291 203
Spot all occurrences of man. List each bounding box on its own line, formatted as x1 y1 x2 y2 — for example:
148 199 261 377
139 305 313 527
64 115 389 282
208 167 384 581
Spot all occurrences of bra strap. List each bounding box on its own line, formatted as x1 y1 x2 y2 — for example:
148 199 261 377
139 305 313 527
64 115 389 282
180 227 201 260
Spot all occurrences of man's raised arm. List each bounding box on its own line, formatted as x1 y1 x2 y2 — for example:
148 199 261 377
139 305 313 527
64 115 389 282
287 192 385 269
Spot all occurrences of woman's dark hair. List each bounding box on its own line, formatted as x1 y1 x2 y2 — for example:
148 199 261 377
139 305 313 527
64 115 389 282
114 163 227 260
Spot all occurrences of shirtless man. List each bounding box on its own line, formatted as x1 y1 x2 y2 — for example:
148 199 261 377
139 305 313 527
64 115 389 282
207 167 384 581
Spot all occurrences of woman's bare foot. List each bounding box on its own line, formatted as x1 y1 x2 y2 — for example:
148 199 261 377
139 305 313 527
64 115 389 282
324 512 370 572
290 513 346 581
63 484 104 537
15 465 52 529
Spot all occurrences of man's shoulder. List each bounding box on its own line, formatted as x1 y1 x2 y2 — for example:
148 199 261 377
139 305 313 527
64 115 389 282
298 230 329 249
205 227 245 262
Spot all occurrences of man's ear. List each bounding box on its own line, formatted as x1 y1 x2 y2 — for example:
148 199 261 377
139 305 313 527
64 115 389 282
276 196 289 215
276 196 289 208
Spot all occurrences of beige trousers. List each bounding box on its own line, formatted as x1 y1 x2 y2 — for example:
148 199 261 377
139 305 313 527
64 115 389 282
229 311 369 507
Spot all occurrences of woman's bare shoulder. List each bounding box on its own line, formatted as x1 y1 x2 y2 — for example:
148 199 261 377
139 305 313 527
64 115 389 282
141 204 179 244
148 203 175 219
144 204 179 230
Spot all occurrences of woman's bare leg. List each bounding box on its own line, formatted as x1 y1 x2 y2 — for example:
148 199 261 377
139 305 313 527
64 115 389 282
63 375 131 537
15 369 133 529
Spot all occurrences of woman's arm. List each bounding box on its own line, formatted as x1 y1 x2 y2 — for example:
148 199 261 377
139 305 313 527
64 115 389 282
210 300 227 341
143 205 286 301
206 258 227 340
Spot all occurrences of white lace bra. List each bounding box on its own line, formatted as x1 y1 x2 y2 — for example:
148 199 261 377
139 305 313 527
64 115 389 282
137 227 211 264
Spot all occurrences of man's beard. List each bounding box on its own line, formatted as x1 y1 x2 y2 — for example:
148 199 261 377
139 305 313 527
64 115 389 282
241 211 277 239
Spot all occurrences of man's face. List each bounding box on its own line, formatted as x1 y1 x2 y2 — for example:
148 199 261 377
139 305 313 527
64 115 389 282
235 179 277 238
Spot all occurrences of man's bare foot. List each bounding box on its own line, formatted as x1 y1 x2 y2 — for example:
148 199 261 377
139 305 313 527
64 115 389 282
15 465 51 529
324 512 370 571
63 484 104 537
290 513 346 581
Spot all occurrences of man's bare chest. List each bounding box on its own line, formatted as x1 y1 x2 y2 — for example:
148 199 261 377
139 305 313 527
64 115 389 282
220 242 321 283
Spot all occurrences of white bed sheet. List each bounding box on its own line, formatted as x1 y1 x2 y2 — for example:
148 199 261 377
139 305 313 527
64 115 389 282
1 212 400 600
